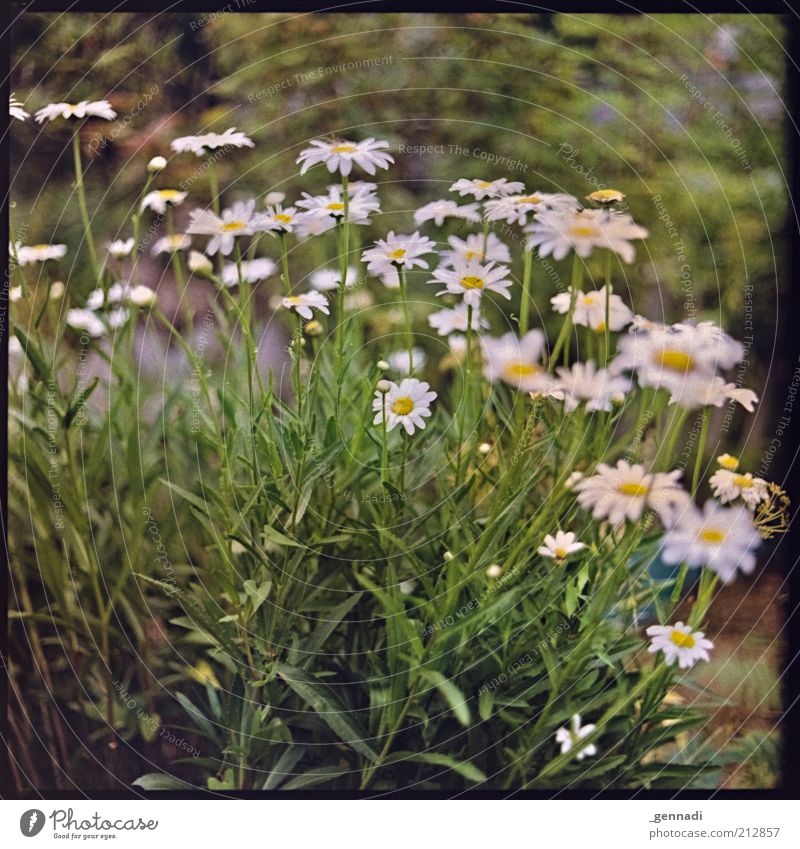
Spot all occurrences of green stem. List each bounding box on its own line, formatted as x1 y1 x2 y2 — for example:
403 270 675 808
691 406 710 496
603 250 612 366
549 253 583 370
335 175 350 375
455 305 474 486
398 267 414 375
72 128 99 283
519 246 533 336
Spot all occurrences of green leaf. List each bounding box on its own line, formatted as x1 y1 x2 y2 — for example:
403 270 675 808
13 325 51 382
276 663 378 763
419 669 471 727
283 765 345 790
132 773 192 791
396 752 487 784
302 592 362 656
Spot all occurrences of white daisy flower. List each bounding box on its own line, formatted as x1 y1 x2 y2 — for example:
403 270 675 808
34 99 116 123
170 127 254 157
485 191 579 225
106 238 135 258
555 714 597 761
449 177 525 200
86 288 106 310
572 460 690 526
152 234 191 255
538 531 586 560
387 347 427 375
15 243 68 265
413 199 480 227
66 308 106 337
10 94 29 121
293 212 337 238
258 204 300 235
709 469 770 509
526 208 648 263
372 378 437 435
672 321 744 370
481 330 555 393
429 257 513 308
123 285 157 307
440 232 512 267
281 291 330 321
646 622 714 669
297 137 393 176
107 307 130 329
660 500 762 583
309 266 359 291
362 231 436 276
665 373 758 411
612 324 732 396
296 186 380 224
221 257 276 287
551 287 633 332
554 360 631 412
187 201 260 255
428 302 488 336
141 189 187 214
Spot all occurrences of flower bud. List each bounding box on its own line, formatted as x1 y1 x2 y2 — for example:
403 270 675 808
147 155 167 173
49 281 65 299
377 359 390 372
443 550 454 562
376 379 392 394
486 564 502 579
304 320 323 337
265 191 286 206
188 250 213 277
478 442 492 455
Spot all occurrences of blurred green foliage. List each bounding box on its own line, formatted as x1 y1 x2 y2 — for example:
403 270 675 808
11 12 788 447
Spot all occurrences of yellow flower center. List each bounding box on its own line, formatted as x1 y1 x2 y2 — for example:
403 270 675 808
700 528 726 544
274 214 292 224
555 547 568 559
159 189 181 200
583 293 598 304
285 296 301 305
476 181 493 189
669 630 696 649
504 362 538 379
589 189 624 203
733 475 754 488
222 220 247 231
388 248 407 260
460 275 485 290
32 244 51 250
718 454 739 470
327 202 345 211
569 225 601 237
655 350 696 373
391 396 414 415
517 195 542 204
331 143 357 153
594 321 606 333
618 482 648 497
464 250 483 260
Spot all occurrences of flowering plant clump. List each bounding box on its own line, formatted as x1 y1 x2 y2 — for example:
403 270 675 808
8 100 788 793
